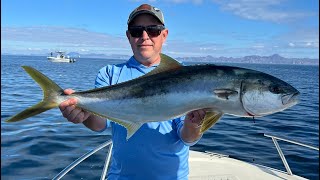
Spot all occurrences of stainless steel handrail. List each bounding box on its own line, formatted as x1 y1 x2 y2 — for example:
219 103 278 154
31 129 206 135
100 143 113 180
52 140 113 180
53 134 319 179
264 133 319 176
264 134 319 151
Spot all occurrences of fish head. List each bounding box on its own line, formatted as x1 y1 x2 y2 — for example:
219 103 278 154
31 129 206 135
240 73 300 117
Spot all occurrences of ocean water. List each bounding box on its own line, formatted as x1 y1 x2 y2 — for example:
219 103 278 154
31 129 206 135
1 55 319 180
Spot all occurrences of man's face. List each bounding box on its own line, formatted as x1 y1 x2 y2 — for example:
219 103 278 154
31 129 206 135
126 14 168 66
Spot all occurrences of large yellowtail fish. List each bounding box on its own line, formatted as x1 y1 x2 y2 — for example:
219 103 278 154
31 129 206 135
5 54 300 140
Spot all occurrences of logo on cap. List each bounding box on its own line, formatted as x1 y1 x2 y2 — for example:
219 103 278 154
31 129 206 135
136 4 152 11
127 4 165 25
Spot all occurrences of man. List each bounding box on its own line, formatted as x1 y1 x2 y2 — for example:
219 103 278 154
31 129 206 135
59 4 207 179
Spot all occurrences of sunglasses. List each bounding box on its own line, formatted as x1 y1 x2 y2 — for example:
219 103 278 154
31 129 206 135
128 25 165 38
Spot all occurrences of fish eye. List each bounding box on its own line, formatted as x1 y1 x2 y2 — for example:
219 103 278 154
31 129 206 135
269 85 281 94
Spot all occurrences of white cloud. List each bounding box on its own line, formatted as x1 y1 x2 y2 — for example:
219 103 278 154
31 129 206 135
200 47 217 51
252 44 265 49
1 26 129 48
1 26 131 55
306 42 312 46
276 28 319 49
1 25 318 58
212 0 316 23
289 42 295 47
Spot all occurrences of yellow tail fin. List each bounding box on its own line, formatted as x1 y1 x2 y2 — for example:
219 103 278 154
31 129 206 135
5 66 63 122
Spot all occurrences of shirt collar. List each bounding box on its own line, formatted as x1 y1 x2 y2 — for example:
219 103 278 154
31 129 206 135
127 56 159 70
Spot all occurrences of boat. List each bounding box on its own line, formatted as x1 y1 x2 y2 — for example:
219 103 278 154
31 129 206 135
52 134 318 180
47 51 76 63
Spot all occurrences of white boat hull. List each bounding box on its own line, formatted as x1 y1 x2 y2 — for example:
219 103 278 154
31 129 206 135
47 57 76 63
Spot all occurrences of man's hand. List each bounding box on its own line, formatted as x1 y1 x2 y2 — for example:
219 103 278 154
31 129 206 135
58 89 91 124
181 109 207 143
184 109 206 129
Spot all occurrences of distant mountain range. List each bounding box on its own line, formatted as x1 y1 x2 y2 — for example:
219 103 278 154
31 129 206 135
52 52 320 65
176 54 319 65
1 52 318 65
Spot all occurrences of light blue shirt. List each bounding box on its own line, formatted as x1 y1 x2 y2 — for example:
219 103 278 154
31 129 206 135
95 56 201 180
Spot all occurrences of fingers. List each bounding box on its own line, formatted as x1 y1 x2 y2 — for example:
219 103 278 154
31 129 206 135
190 109 206 121
59 98 77 112
67 107 82 122
192 109 206 124
185 111 194 121
58 88 90 124
186 109 206 125
59 98 77 121
60 103 90 124
67 108 89 124
63 88 75 95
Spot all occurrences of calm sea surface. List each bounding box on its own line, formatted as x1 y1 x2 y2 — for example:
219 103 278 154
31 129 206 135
1 55 319 180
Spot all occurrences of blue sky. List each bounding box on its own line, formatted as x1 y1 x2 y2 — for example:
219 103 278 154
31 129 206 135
1 0 319 58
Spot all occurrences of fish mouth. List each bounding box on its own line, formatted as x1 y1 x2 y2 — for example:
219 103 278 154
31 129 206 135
281 91 300 105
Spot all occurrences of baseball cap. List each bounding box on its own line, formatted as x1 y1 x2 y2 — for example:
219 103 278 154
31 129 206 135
127 4 165 25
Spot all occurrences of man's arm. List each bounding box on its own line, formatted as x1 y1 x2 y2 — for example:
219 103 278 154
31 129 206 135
58 89 107 132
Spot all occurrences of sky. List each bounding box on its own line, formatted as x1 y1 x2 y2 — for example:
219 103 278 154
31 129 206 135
1 0 319 58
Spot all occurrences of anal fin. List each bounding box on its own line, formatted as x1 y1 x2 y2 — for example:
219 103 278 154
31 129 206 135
125 122 143 140
101 115 144 141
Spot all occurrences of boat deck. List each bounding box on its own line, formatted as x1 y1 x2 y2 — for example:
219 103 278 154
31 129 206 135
189 150 307 180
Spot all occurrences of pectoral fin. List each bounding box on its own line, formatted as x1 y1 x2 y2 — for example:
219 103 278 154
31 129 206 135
214 89 238 100
200 110 223 133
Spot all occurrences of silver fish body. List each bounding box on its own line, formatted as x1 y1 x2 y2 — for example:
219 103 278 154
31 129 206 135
71 64 299 120
5 54 300 139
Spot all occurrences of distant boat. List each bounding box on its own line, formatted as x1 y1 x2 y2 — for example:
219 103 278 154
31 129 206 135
47 51 76 63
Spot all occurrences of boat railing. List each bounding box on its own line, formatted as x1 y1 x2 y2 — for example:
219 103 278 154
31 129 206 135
264 133 319 176
52 139 113 180
52 134 319 180
204 151 229 158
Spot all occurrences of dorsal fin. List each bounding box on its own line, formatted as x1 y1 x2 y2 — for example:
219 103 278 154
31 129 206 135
79 54 183 94
142 53 182 77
